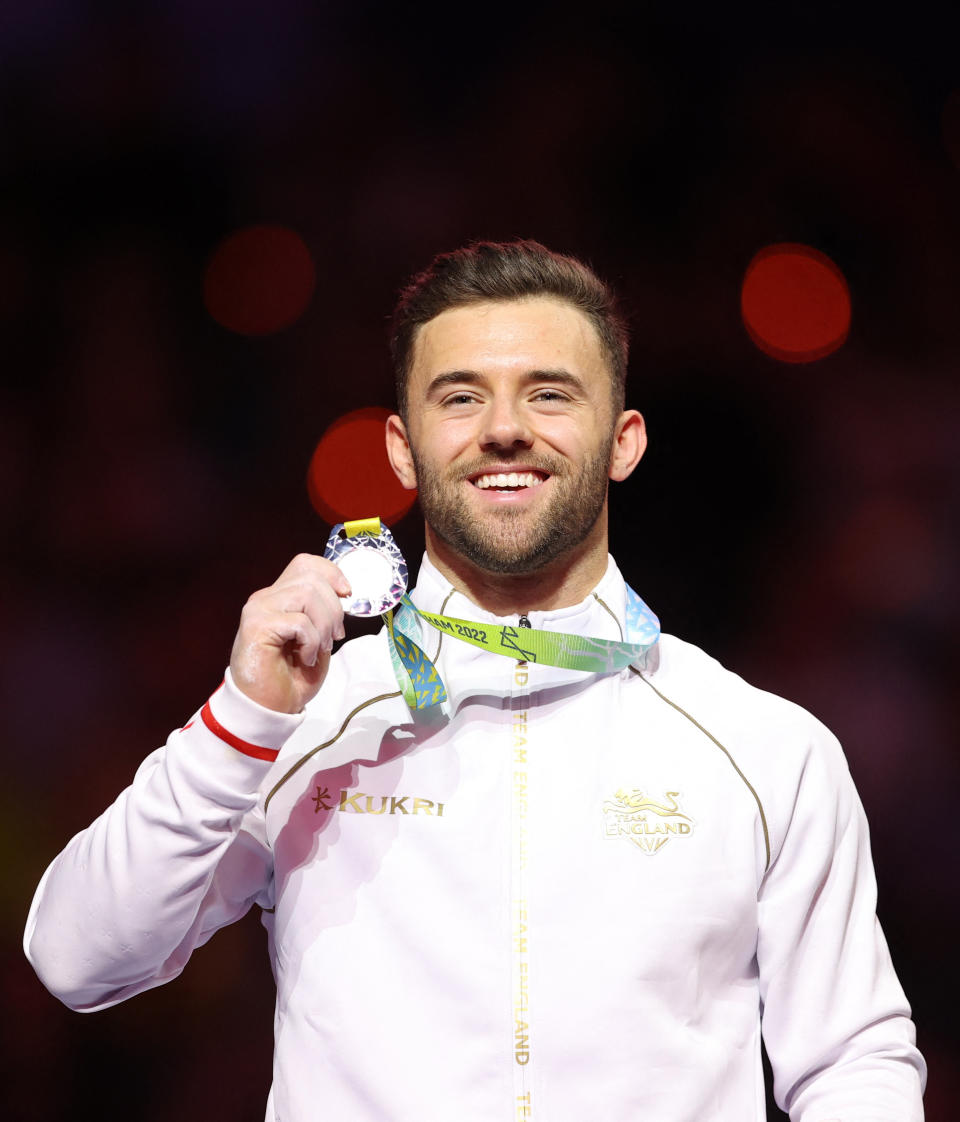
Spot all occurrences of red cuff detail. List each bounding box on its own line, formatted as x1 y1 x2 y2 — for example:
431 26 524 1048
200 701 280 762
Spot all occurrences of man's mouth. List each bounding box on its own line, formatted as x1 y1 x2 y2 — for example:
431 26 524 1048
471 471 548 491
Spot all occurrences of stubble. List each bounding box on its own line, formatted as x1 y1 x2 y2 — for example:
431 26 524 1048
411 444 614 575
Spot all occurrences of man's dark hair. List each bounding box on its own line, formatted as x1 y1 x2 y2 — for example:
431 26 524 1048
389 240 629 419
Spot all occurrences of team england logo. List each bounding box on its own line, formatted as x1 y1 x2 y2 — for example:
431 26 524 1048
602 788 694 854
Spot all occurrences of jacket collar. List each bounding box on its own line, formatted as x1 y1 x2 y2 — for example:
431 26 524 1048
405 554 636 713
410 552 629 641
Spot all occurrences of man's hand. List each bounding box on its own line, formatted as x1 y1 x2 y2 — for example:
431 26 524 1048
229 554 352 714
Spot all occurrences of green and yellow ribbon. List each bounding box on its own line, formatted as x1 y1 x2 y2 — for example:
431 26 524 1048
339 518 661 711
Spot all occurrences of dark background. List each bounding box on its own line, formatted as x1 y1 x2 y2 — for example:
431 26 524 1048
3 2 957 1118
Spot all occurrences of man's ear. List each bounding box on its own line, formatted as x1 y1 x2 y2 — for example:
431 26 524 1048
385 414 418 490
608 410 647 482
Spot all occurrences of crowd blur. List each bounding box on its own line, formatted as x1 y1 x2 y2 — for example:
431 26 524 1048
2 3 957 1118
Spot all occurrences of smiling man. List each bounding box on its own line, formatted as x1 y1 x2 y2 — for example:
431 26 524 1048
387 295 645 609
25 241 924 1121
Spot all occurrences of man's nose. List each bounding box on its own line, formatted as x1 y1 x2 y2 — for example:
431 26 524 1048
479 399 533 450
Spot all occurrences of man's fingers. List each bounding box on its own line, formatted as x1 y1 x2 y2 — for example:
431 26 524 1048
230 553 354 712
274 611 322 667
310 578 348 643
255 576 347 647
276 553 352 599
237 562 351 657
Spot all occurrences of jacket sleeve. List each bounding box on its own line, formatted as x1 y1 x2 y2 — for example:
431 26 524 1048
23 671 303 1012
756 721 926 1121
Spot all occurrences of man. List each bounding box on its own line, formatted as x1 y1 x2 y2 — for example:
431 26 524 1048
26 241 925 1120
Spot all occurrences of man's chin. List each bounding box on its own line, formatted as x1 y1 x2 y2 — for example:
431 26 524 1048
452 528 572 577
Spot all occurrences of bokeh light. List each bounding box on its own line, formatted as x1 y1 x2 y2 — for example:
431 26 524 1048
307 407 417 527
741 243 851 363
204 225 315 335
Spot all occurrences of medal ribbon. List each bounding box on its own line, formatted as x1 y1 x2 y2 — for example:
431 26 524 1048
336 519 661 710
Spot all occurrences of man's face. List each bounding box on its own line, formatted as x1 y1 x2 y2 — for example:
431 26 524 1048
390 297 627 576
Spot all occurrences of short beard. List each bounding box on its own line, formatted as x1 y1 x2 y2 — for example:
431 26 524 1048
412 444 614 576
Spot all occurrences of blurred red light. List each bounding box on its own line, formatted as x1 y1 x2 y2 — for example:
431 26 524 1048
307 407 417 527
204 225 315 335
741 243 851 363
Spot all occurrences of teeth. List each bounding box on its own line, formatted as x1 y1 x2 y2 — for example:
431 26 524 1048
474 472 544 490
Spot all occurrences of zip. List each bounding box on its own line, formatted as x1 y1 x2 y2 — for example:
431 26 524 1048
514 615 532 670
510 618 533 1117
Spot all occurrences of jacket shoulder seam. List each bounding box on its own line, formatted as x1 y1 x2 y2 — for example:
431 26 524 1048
630 667 771 869
263 690 402 813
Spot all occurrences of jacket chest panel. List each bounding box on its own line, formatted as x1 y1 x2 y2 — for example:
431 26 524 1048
267 671 764 980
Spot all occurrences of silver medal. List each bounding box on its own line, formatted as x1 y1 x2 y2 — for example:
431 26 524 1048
323 519 408 617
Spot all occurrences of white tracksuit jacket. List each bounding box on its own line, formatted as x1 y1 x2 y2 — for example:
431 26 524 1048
25 555 925 1121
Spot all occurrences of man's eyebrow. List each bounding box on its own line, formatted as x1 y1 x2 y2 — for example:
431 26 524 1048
424 370 484 397
424 368 587 397
522 368 587 392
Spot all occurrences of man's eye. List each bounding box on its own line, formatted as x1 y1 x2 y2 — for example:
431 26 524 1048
443 393 478 406
532 390 567 402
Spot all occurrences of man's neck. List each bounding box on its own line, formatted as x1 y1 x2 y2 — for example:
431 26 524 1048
423 523 611 617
